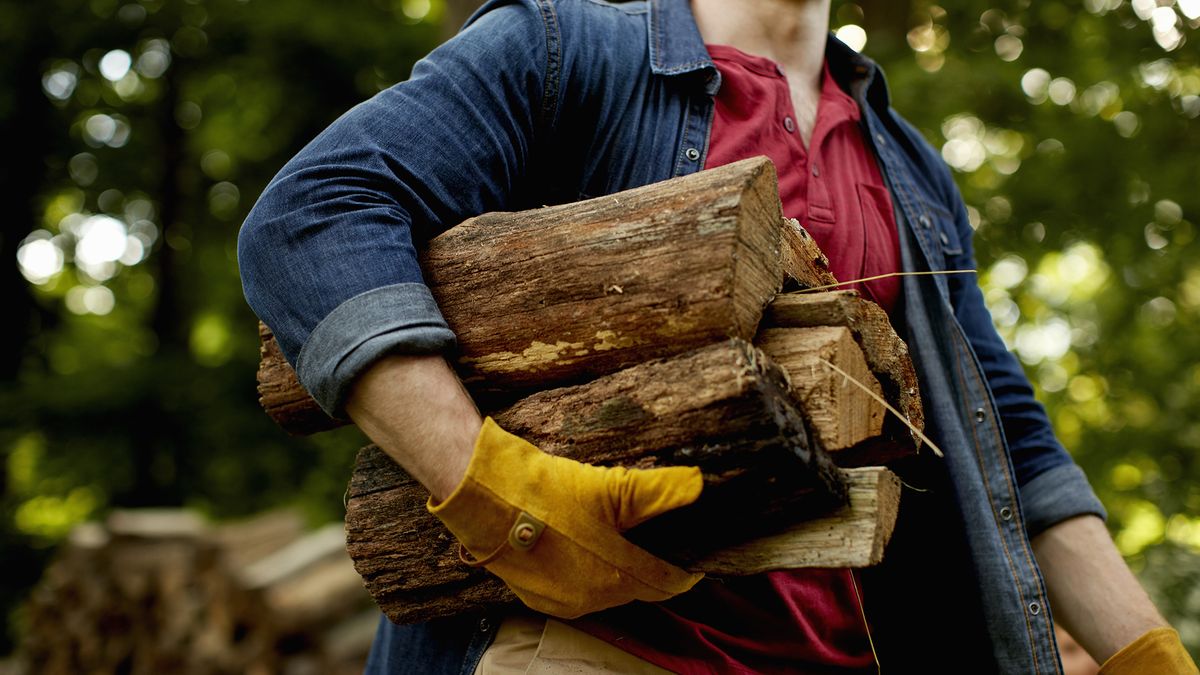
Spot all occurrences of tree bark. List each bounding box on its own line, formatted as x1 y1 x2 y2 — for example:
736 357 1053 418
257 157 785 433
780 217 839 290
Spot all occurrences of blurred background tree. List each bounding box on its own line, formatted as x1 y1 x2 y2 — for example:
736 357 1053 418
1 0 1196 659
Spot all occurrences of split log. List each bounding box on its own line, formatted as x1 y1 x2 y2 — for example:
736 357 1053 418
257 157 786 434
780 217 838 290
256 322 335 435
754 327 885 454
765 290 925 460
344 339 896 625
690 466 901 574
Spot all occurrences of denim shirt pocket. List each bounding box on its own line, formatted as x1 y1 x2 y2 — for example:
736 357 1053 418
927 203 964 258
906 202 964 275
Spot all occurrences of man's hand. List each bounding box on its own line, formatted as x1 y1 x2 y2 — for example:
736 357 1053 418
429 417 704 618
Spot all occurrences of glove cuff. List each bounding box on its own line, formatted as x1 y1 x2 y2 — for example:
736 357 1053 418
1100 627 1198 675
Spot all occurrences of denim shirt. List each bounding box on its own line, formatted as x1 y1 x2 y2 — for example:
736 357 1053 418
238 1 1106 672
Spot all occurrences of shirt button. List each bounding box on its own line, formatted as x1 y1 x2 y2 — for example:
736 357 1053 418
479 618 492 632
1028 601 1041 616
685 147 700 161
940 231 950 245
918 215 932 229
1000 506 1014 521
875 133 887 147
783 116 795 133
974 408 986 423
811 164 820 177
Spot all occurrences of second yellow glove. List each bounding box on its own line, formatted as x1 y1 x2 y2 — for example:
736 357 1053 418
428 417 704 619
1100 627 1198 675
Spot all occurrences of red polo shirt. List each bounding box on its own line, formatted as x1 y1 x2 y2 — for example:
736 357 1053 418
572 46 900 674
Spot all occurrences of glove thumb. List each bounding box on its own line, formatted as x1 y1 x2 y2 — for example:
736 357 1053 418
606 465 703 531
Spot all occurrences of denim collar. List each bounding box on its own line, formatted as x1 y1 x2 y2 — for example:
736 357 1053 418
650 0 888 108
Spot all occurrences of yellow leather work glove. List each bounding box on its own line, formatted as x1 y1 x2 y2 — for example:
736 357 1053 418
428 417 704 619
1099 627 1199 675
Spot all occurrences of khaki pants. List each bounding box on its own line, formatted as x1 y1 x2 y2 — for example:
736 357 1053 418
474 613 673 674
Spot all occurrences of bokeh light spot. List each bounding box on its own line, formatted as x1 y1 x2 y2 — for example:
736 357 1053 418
835 24 868 53
17 232 65 285
99 49 132 82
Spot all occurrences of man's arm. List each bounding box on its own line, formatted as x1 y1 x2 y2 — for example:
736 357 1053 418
343 354 705 619
1031 515 1165 663
345 354 479 502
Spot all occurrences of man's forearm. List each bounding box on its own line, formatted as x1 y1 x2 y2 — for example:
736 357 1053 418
1032 514 1167 664
344 353 481 501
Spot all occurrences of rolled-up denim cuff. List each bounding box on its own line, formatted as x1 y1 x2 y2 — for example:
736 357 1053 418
296 283 457 418
1020 463 1107 538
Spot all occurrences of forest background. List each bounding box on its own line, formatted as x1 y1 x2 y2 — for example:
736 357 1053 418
1 0 1198 659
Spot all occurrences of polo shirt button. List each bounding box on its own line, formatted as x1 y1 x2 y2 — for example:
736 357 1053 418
784 116 795 133
685 147 700 161
1028 601 1041 615
1000 506 1014 521
811 164 820 177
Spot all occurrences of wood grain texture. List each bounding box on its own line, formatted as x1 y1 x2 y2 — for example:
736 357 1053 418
257 322 339 435
689 466 901 574
754 327 885 453
765 290 925 462
345 340 857 624
780 217 838 290
255 157 786 434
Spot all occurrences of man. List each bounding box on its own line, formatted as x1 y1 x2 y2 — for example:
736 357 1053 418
237 0 1196 672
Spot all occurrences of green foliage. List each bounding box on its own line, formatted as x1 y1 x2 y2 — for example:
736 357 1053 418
3 0 1198 659
0 0 436 653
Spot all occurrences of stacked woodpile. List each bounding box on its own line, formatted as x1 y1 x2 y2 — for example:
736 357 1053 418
253 157 927 625
18 509 377 675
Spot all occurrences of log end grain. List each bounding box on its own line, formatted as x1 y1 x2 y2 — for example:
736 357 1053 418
755 327 886 452
765 291 925 453
687 466 901 574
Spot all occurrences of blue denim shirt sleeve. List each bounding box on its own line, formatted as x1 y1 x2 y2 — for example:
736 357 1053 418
237 0 548 416
907 120 1107 536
